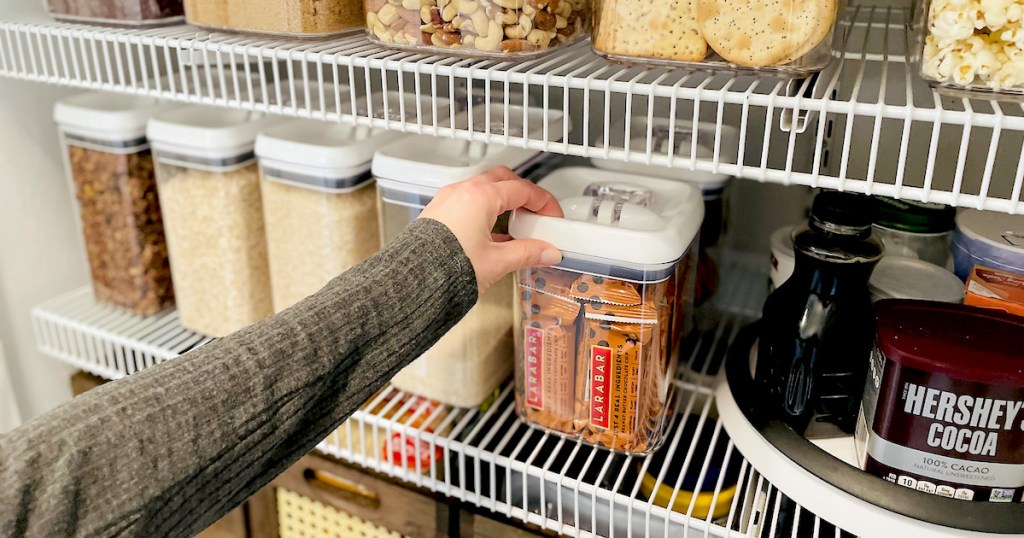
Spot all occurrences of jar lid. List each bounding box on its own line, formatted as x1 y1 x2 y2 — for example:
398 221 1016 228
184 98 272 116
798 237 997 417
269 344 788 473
872 196 956 234
591 117 738 190
875 300 1024 386
509 167 704 274
869 257 965 303
54 92 167 142
372 104 564 195
147 106 281 161
256 120 404 191
956 209 1024 255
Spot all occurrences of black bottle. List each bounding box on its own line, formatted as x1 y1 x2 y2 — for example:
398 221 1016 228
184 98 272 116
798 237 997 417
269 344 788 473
755 191 884 434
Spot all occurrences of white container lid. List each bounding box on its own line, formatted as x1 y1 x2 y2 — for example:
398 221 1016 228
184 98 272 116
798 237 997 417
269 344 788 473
509 167 704 281
147 106 281 163
956 209 1024 255
355 90 450 123
256 120 405 192
592 117 739 192
373 105 565 197
869 256 965 303
54 92 167 142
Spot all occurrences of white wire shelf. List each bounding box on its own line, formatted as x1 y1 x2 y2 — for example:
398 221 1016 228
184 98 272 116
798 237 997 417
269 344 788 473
2 6 1024 214
31 252 889 538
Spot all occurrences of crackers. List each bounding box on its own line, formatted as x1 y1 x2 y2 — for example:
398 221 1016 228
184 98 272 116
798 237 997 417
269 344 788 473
594 0 707 62
696 0 838 67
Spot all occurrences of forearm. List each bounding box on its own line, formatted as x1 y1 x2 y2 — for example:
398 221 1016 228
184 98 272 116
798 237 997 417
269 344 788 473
0 218 478 538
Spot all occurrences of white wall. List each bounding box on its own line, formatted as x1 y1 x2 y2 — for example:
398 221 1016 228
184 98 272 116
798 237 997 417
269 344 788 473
0 76 86 421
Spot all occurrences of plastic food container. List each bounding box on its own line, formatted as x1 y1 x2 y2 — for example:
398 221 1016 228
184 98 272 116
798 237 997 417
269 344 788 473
592 118 738 248
55 92 174 317
872 196 955 268
46 0 184 26
918 0 1024 95
372 105 565 408
868 257 964 304
509 167 704 454
965 266 1024 318
147 107 281 337
257 121 405 313
857 301 1024 503
364 0 589 58
952 210 1024 281
184 0 364 37
593 0 841 75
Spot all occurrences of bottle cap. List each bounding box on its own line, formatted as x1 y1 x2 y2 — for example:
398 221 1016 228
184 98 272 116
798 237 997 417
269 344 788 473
811 191 873 236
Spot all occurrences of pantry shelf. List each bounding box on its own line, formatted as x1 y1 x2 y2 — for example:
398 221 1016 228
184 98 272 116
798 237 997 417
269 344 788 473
35 252 980 538
1 6 1023 213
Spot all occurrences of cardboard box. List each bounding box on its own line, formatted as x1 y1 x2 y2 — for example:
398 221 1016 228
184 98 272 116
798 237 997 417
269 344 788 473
965 266 1024 317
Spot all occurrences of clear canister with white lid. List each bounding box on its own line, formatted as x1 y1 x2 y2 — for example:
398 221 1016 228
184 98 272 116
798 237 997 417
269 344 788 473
256 120 406 313
371 104 566 408
184 0 363 37
509 167 704 454
147 107 281 337
55 92 174 317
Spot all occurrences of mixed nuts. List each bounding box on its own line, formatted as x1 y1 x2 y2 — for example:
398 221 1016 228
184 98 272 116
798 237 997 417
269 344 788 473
365 0 587 55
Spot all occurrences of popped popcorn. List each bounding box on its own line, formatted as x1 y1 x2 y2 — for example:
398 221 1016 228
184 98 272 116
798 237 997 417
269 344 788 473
922 0 1024 91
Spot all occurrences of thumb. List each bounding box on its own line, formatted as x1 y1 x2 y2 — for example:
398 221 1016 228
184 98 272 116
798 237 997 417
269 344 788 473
493 239 562 274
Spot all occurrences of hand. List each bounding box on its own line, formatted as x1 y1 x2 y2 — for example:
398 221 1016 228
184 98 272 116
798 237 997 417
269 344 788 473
419 166 564 294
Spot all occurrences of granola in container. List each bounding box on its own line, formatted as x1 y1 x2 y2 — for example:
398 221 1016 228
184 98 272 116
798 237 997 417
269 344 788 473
364 0 589 58
55 92 174 316
509 167 704 454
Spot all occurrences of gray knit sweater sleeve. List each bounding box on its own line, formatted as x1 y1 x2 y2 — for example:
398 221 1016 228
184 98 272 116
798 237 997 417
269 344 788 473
0 218 479 538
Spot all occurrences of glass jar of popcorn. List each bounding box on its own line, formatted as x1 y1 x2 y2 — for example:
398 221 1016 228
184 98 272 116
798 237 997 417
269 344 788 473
918 0 1024 95
363 0 589 58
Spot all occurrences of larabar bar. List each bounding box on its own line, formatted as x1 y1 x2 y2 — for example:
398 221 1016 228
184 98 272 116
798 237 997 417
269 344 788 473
517 275 583 435
965 266 1024 318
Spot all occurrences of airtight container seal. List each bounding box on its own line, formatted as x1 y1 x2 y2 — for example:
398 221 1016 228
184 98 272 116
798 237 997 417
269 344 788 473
147 107 281 171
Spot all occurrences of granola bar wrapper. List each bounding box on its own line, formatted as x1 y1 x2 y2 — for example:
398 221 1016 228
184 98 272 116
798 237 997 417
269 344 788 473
579 300 665 453
516 273 584 435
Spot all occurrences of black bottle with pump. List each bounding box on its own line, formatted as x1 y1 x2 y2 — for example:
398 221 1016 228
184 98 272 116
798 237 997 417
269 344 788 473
755 191 884 434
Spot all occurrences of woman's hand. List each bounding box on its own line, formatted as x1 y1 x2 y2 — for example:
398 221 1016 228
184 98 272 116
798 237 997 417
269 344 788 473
419 166 564 294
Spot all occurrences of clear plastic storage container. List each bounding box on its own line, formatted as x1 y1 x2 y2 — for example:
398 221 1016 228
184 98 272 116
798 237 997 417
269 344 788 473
55 92 174 317
46 0 184 26
871 196 955 268
593 0 841 75
147 107 281 337
509 167 704 454
364 0 589 58
918 0 1024 95
371 104 565 408
184 0 364 37
256 120 406 313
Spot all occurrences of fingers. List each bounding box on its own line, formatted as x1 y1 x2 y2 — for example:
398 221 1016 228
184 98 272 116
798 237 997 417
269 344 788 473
491 179 564 218
492 239 562 275
468 166 519 183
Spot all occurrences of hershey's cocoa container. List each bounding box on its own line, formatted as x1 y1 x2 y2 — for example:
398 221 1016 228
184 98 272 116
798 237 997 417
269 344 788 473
856 300 1024 503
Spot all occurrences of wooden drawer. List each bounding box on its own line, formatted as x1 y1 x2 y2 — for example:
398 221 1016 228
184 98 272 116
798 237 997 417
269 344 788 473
271 454 449 538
